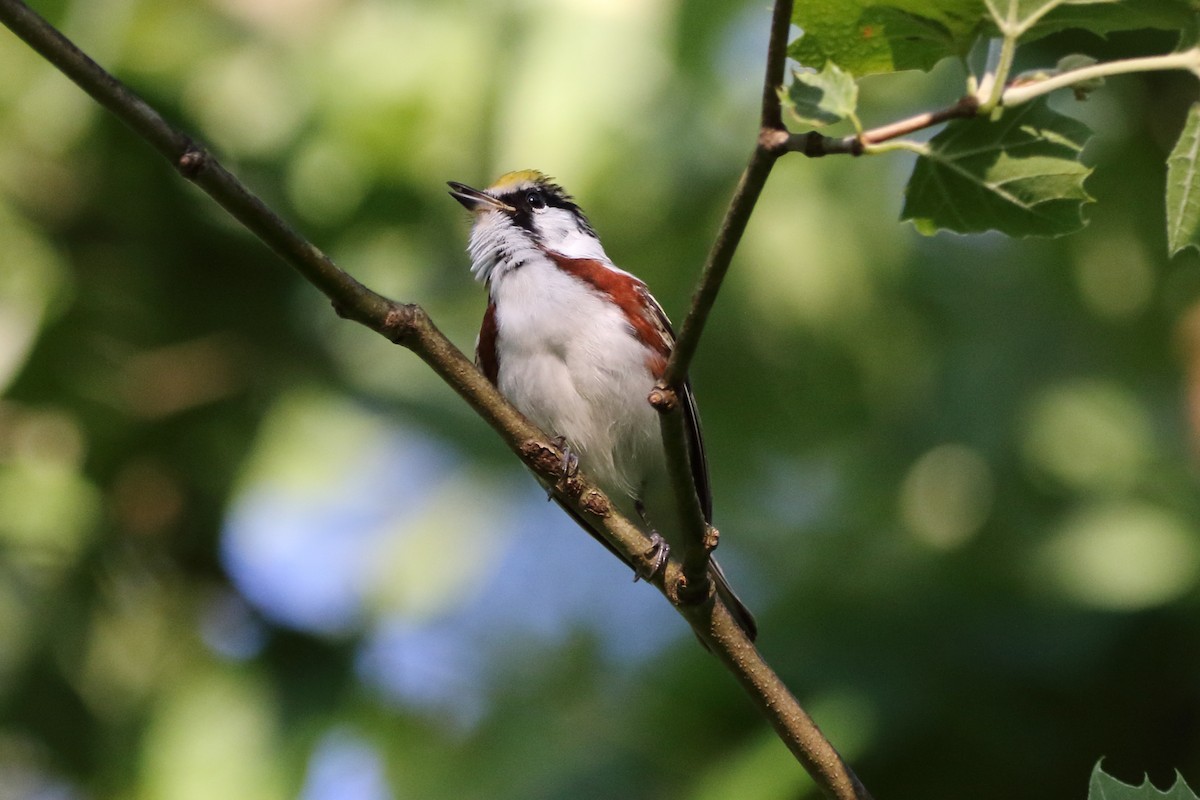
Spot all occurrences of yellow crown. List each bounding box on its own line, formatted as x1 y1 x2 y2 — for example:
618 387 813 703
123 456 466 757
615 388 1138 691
488 169 551 192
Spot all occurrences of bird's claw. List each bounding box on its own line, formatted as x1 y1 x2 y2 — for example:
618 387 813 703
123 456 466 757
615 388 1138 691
562 449 579 480
633 533 669 582
545 435 579 500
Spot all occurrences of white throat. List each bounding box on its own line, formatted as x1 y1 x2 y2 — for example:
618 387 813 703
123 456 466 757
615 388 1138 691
467 209 611 284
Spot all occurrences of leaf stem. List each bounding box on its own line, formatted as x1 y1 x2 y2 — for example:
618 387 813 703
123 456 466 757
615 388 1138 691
863 139 930 157
975 37 1005 105
791 46 1200 160
1013 0 1070 37
1001 48 1200 108
861 95 980 146
980 33 1018 112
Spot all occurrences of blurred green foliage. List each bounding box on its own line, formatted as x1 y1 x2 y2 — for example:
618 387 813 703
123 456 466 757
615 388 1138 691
2 1 1200 799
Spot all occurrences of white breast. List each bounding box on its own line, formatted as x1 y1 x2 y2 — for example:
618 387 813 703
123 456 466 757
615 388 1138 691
491 257 663 501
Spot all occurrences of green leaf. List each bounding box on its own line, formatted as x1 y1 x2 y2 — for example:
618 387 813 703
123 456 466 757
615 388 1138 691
790 0 985 76
1167 102 1200 255
984 0 1116 32
784 64 859 128
1089 762 1200 800
901 100 1094 237
1015 0 1199 42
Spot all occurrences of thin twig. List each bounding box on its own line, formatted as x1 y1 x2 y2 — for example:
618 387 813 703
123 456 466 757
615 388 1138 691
0 2 872 798
685 583 873 800
662 0 794 388
647 385 711 601
0 0 393 324
1001 47 1200 107
651 0 791 616
786 43 1200 159
784 95 980 157
759 0 791 131
861 95 980 146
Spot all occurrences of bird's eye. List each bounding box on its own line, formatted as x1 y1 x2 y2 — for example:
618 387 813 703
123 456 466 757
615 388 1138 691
527 191 546 210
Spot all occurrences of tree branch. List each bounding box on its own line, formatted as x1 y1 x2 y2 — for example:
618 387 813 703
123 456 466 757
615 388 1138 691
785 95 980 157
648 385 711 600
759 0 792 131
651 0 792 621
1000 47 1200 108
688 600 874 800
0 0 393 324
662 0 794 388
0 1 872 798
783 48 1200 160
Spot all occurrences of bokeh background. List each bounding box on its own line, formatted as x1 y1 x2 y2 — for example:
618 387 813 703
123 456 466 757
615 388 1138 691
2 0 1200 798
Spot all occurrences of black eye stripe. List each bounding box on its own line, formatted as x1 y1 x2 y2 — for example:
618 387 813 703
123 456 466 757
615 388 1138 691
497 183 597 239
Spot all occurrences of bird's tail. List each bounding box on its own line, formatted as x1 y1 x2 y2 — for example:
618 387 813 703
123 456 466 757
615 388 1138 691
710 558 757 641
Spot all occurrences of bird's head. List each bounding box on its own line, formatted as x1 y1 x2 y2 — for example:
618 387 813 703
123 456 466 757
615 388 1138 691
448 170 607 282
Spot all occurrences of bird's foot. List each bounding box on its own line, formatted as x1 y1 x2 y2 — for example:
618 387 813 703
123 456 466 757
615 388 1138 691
545 435 579 500
633 532 669 582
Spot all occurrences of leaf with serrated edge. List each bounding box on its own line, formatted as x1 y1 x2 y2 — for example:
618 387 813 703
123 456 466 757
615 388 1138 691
785 64 859 127
791 0 984 76
901 100 1094 237
1167 103 1200 255
1088 762 1200 800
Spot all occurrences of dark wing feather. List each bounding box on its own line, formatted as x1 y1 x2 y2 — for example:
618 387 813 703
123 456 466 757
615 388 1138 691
476 300 499 385
642 292 756 640
640 291 712 523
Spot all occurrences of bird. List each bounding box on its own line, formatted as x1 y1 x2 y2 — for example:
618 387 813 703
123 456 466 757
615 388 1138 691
448 170 757 641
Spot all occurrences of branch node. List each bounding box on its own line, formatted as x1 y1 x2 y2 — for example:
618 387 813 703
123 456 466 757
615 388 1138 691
674 568 713 608
803 132 829 157
789 131 858 158
381 303 420 344
648 384 679 414
519 439 560 476
519 438 592 506
177 143 209 178
703 525 720 554
954 93 980 117
579 489 610 517
758 126 790 155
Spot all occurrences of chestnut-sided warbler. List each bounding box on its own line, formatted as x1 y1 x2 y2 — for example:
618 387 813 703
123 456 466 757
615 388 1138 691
449 170 757 640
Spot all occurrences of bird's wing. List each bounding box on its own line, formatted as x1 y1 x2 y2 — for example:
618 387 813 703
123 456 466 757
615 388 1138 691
475 299 500 384
539 249 713 523
522 251 754 639
639 289 713 523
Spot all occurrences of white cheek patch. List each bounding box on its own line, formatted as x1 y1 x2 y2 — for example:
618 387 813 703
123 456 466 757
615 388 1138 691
533 209 609 261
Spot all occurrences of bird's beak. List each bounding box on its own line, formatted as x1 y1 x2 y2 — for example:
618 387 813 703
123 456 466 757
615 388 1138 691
447 181 515 214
